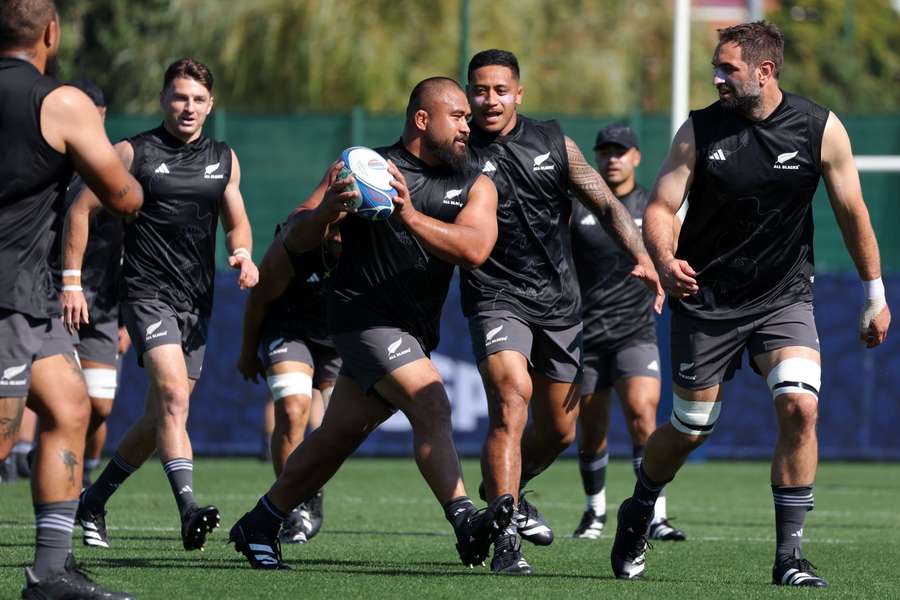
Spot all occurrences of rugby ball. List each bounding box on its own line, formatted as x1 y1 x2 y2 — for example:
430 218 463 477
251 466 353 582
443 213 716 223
338 146 396 221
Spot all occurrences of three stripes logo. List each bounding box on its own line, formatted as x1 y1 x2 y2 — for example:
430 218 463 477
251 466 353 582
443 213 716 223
154 162 170 174
482 160 497 174
708 148 727 162
268 337 287 356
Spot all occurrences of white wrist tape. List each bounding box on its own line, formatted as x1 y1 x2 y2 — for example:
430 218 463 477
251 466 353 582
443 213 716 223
860 296 887 335
62 269 82 278
863 277 885 301
232 248 251 260
61 285 83 292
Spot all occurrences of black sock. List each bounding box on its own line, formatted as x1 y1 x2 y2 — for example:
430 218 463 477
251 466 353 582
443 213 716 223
578 450 608 495
249 495 288 539
33 500 77 579
519 466 544 491
443 496 475 529
630 464 668 525
773 485 814 561
163 458 198 517
82 452 136 513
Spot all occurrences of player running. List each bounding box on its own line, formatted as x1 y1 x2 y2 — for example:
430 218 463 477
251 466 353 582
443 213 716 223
229 77 513 571
570 124 685 542
463 49 663 574
63 58 258 552
238 224 342 543
0 1 142 597
611 21 891 586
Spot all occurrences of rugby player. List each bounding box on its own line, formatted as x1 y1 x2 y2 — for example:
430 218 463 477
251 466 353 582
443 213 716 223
52 79 130 488
611 22 891 587
64 58 258 552
570 124 684 542
0 1 142 596
464 49 663 574
238 224 342 543
229 77 513 570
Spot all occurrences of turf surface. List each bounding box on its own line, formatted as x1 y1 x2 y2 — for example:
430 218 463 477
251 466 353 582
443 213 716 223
2 457 898 599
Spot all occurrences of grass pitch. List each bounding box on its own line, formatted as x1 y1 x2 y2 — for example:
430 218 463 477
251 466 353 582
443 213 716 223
1 457 898 599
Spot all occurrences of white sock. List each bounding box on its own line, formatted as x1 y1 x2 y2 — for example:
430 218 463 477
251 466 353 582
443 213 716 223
586 489 606 515
652 494 668 523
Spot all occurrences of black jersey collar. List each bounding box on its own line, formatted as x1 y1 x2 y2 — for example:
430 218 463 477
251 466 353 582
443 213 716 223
470 114 525 147
154 123 208 150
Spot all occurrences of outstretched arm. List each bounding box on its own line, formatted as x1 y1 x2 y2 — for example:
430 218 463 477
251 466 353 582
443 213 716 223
643 119 700 300
282 161 358 253
42 86 142 216
221 150 259 290
388 168 498 269
237 235 296 382
566 136 663 312
821 112 890 347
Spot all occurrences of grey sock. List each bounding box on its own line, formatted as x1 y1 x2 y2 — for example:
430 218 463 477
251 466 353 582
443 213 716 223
163 458 198 516
773 485 814 561
33 500 77 579
578 450 608 495
82 452 136 513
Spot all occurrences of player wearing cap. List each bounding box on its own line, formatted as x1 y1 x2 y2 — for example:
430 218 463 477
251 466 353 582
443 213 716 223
570 124 685 542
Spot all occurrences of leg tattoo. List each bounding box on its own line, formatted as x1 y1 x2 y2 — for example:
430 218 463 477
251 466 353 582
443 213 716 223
60 449 79 486
1 396 26 440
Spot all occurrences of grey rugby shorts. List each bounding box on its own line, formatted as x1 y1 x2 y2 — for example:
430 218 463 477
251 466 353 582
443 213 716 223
467 309 583 383
671 301 820 390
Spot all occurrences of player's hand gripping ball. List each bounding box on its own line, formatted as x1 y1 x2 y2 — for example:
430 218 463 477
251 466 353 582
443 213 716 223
337 146 396 221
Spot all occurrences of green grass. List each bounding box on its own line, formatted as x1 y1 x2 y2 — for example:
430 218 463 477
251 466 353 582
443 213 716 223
2 457 899 599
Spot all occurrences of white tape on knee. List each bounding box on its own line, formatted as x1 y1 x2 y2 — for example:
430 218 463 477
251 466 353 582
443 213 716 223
670 394 721 436
267 372 312 401
766 357 820 400
320 385 333 411
82 368 117 399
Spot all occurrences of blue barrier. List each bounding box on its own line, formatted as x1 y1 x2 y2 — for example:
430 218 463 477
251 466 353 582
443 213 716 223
108 272 899 460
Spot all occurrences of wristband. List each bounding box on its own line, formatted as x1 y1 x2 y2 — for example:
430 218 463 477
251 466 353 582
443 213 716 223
232 248 251 260
62 285 83 292
62 269 81 278
863 277 885 301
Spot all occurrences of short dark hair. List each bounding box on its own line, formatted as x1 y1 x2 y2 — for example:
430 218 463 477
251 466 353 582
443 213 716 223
162 58 214 93
406 76 463 120
0 0 56 50
717 21 784 77
467 49 520 82
68 79 106 107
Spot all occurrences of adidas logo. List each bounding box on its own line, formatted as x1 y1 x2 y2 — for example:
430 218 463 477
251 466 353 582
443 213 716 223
387 337 411 360
533 151 554 171
145 319 168 341
708 149 726 161
482 160 497 174
154 162 170 174
443 188 464 207
634 218 643 228
580 214 597 226
485 325 508 347
268 337 285 354
774 150 800 170
204 162 225 179
306 273 320 283
647 360 659 372
0 363 27 385
791 528 804 538
179 485 193 495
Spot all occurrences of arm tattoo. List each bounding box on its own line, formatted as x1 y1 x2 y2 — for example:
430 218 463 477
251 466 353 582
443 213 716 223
565 137 648 259
60 449 78 486
0 396 26 440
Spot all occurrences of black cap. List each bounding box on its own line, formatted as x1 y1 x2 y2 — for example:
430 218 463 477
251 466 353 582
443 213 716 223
593 123 638 150
67 79 106 108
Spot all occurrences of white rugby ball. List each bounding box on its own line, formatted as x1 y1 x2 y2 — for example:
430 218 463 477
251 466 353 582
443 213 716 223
338 146 396 221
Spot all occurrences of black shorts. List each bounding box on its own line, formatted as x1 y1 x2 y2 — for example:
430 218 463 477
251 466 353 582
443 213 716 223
581 342 661 394
467 309 582 383
0 310 76 397
671 301 820 389
332 327 428 393
122 298 209 380
76 316 119 366
260 330 342 389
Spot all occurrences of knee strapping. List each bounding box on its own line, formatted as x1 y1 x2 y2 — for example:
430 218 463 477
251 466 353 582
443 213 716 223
670 394 721 436
267 372 312 401
82 368 117 399
766 358 820 400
